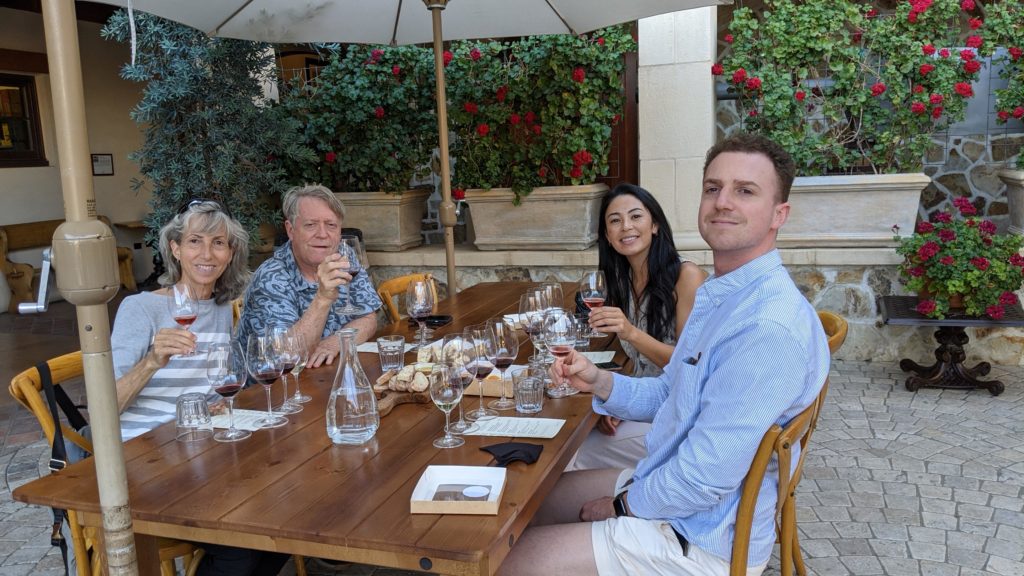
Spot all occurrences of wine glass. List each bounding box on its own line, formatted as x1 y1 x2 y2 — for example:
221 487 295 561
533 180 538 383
267 326 302 415
463 324 497 421
343 233 370 272
543 308 579 398
245 333 288 429
169 283 198 355
207 341 251 442
485 318 519 411
441 334 476 434
430 364 465 449
406 280 435 347
519 290 548 362
540 281 564 310
579 271 607 337
288 332 312 404
336 236 364 315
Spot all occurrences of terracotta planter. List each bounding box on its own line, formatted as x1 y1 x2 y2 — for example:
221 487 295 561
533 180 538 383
462 184 609 251
781 173 931 248
998 169 1024 236
334 189 429 252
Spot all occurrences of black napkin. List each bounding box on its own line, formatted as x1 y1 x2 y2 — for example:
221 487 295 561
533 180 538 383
480 442 543 467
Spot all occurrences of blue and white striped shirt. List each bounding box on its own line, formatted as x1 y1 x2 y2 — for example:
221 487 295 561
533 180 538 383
595 249 830 567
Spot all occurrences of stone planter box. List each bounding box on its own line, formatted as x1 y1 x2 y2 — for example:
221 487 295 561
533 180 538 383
335 189 430 252
998 169 1024 236
463 184 609 250
779 173 931 248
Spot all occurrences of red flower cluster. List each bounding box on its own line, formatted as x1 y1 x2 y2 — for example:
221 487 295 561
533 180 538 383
954 82 973 97
964 60 981 74
464 102 479 114
392 65 401 77
496 85 508 102
866 8 878 18
961 49 976 62
929 93 943 105
596 37 606 46
374 106 385 119
922 44 936 56
795 90 806 102
907 0 934 23
939 48 950 58
711 63 724 76
572 67 586 83
917 221 935 233
953 196 977 215
572 149 593 166
724 34 734 43
732 68 747 84
968 18 983 29
932 107 943 119
911 102 927 115
938 228 956 242
871 82 887 97
961 0 975 10
452 188 466 200
476 123 490 137
469 47 482 61
913 85 925 94
745 77 762 90
1010 47 1023 61
919 63 935 76
325 151 336 164
509 113 521 125
918 241 941 260
916 300 937 315
443 50 453 66
986 305 1005 319
965 35 983 49
971 256 990 271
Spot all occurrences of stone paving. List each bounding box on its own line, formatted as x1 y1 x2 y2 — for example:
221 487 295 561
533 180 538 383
2 360 1023 575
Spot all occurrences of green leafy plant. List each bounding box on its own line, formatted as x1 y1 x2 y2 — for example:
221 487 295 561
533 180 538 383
717 0 983 175
894 196 1024 318
101 11 313 246
985 0 1024 169
278 45 437 192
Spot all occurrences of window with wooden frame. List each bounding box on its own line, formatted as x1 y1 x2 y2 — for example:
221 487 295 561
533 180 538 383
0 73 47 168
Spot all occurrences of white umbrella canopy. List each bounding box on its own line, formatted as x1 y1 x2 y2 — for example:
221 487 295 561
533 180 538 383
90 0 730 289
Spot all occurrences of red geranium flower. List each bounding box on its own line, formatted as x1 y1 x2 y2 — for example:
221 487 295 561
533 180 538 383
922 44 936 56
966 36 983 49
464 102 479 114
572 67 586 83
745 77 762 90
954 83 974 97
961 49 976 61
871 82 886 97
964 60 981 74
443 50 453 66
940 256 955 265
524 111 536 124
1012 253 1024 267
374 106 385 119
917 222 935 233
749 109 758 117
866 8 878 17
496 85 508 102
509 113 521 125
916 300 937 315
979 220 997 235
969 18 983 30
1000 291 1018 306
909 266 925 277
732 68 747 84
911 102 927 115
570 166 583 179
476 123 489 137
931 107 943 119
987 305 1005 320
1010 47 1023 61
795 90 806 102
452 188 466 200
998 110 1011 122
1014 107 1024 119
937 228 956 242
919 63 935 76
939 48 950 58
325 151 336 164
724 34 734 43
532 125 542 135
392 65 401 76
971 257 990 271
711 63 724 76
918 241 940 259
934 212 952 223
961 0 975 10
596 37 605 46
913 85 925 94
929 94 944 105
469 47 482 61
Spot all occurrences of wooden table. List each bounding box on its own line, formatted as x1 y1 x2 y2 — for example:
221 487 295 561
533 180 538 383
879 295 1024 395
13 282 611 576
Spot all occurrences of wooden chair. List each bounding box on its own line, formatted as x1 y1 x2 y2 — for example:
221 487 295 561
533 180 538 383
817 310 849 356
9 351 206 576
376 273 438 323
232 296 244 327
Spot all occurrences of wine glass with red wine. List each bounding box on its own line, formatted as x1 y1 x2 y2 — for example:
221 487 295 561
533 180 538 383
485 318 519 411
169 283 198 354
245 333 288 429
406 280 435 347
543 308 579 398
578 271 607 337
463 325 497 421
267 325 302 415
441 334 476 434
207 341 251 442
336 236 364 315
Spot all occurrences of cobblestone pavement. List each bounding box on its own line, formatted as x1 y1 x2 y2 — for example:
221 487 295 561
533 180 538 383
2 360 1023 575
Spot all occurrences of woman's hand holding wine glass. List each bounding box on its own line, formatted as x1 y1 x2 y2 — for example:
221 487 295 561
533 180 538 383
207 341 251 442
245 333 288 429
579 271 608 337
168 283 199 355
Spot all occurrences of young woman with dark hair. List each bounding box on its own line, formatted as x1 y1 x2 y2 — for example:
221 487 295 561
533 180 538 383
568 183 706 470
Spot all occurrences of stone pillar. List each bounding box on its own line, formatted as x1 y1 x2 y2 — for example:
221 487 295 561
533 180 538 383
638 8 718 251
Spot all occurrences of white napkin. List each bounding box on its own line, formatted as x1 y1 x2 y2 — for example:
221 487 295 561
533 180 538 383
357 341 417 354
581 351 614 364
211 409 267 431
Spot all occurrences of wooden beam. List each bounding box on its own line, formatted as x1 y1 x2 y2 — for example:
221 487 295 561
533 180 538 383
0 49 49 74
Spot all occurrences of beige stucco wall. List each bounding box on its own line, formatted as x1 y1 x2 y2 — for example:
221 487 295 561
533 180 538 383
0 7 149 277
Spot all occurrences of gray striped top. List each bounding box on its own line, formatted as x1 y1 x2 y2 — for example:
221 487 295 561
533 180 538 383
112 291 230 441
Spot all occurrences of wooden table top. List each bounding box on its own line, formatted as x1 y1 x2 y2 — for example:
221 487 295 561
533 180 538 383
13 281 609 576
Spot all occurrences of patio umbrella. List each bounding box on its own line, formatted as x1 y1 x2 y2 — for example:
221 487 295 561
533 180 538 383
36 0 729 573
90 0 732 290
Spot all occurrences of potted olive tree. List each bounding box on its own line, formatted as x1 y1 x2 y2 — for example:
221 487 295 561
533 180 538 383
716 0 985 248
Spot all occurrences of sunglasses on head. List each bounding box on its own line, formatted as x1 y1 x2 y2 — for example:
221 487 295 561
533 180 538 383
177 198 232 218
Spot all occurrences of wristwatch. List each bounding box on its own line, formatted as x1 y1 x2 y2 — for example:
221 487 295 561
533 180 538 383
613 491 630 517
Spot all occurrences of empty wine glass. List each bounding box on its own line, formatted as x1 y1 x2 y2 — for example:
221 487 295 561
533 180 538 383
207 341 251 442
168 283 198 355
441 334 476 434
486 318 520 411
430 364 465 449
543 308 579 398
245 333 288 429
288 332 312 404
337 236 364 315
519 290 548 362
579 271 607 337
406 280 435 347
463 324 497 421
267 326 302 415
540 281 564 310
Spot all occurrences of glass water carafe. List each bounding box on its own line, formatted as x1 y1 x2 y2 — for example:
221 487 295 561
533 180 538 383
326 329 379 444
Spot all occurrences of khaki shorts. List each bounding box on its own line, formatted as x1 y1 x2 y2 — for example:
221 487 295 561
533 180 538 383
590 469 766 576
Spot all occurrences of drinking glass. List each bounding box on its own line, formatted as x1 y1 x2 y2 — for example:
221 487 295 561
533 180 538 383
540 281 564 311
441 334 476 434
337 236 364 315
578 271 607 337
543 308 579 398
512 367 544 414
342 233 369 271
463 324 497 421
486 318 519 411
406 280 435 347
245 333 288 428
175 393 213 442
267 326 302 415
168 283 198 355
289 332 312 404
207 342 251 442
519 290 547 361
430 364 465 449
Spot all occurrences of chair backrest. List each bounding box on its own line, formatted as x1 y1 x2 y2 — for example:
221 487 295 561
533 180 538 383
232 297 244 327
730 378 827 575
376 273 438 323
9 350 92 454
817 310 848 356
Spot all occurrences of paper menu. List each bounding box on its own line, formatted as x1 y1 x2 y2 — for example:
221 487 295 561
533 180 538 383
463 417 565 439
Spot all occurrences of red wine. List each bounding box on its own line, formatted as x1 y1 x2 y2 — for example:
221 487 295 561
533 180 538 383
174 314 197 327
215 384 242 398
281 362 296 372
582 297 605 309
493 356 515 370
468 360 493 378
252 370 280 386
548 343 574 358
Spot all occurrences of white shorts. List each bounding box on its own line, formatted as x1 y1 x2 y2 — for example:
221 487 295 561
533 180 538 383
566 420 650 471
590 469 767 576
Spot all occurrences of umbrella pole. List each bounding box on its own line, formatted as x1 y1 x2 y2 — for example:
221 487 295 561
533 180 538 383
39 1 138 574
426 1 458 293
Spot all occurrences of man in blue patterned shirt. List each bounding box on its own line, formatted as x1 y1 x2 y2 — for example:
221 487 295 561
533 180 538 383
498 134 830 576
238 184 381 367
